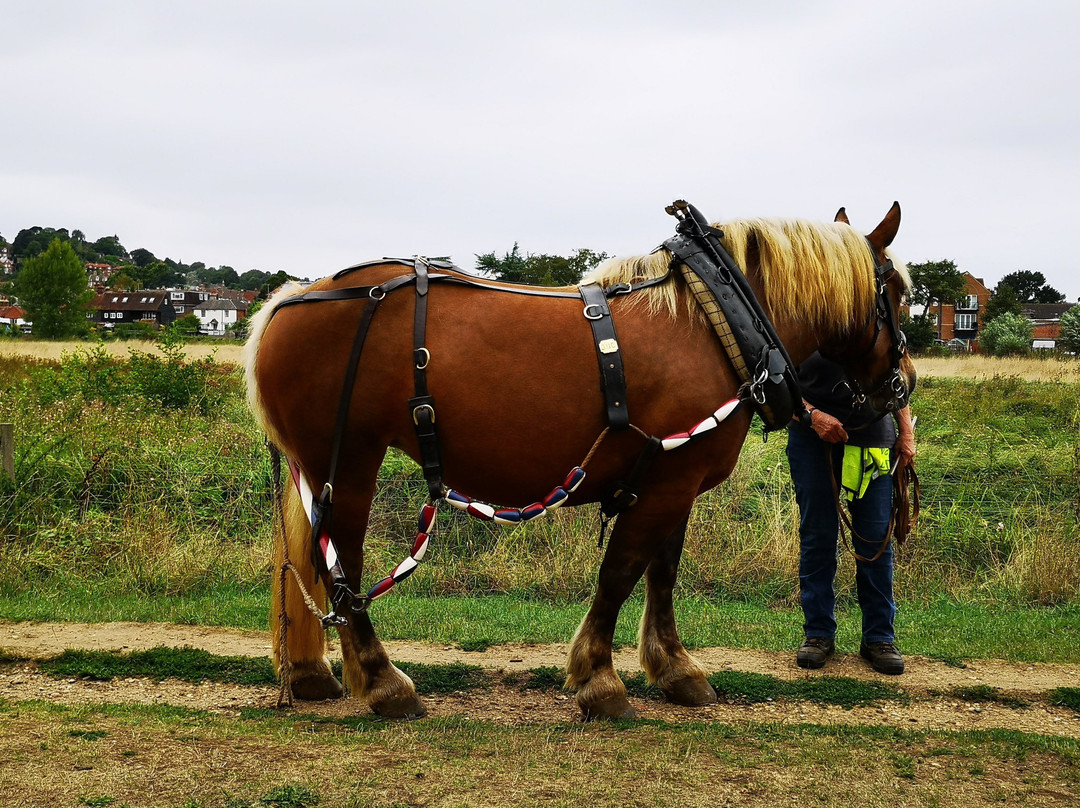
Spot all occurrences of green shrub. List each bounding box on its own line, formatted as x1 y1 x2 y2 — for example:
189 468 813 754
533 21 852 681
978 313 1034 356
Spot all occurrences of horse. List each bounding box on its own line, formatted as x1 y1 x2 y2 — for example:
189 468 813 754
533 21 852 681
243 202 915 720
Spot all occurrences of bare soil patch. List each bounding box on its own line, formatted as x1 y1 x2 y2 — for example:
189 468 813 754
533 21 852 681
2 620 1079 738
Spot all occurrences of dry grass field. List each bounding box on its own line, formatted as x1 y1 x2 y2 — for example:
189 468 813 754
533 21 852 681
3 340 1078 381
0 339 245 365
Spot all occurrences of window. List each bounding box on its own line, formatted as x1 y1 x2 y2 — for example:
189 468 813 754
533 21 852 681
955 313 977 331
957 295 978 310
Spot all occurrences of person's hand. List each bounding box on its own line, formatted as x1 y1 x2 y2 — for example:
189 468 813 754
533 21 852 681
894 406 916 467
809 409 848 443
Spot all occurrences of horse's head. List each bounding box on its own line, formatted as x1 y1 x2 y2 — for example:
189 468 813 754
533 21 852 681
824 203 917 414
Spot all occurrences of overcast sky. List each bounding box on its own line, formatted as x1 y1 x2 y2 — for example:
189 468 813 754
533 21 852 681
3 1 1078 301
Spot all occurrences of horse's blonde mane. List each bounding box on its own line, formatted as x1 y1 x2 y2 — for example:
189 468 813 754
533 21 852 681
584 218 909 332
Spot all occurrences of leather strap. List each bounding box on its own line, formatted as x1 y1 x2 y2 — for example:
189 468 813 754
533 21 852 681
409 259 444 501
310 295 381 580
664 201 803 431
579 281 630 431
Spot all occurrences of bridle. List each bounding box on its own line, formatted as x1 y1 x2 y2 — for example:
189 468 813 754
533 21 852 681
832 241 910 416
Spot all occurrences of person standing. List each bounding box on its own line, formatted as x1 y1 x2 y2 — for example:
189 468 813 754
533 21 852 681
787 352 915 674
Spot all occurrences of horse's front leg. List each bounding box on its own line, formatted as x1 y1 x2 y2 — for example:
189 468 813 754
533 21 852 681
566 499 694 720
639 513 717 707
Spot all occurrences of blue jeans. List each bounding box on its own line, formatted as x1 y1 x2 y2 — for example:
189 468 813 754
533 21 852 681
786 426 896 644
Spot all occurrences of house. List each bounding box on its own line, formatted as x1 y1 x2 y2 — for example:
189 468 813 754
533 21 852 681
0 303 27 332
193 298 238 336
1023 302 1073 350
930 273 992 346
90 291 176 330
165 289 212 316
85 263 115 287
208 287 255 319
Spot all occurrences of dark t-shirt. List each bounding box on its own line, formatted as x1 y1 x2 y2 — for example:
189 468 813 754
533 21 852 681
791 352 896 448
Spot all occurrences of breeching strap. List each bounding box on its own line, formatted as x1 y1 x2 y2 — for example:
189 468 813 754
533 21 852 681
409 259 445 501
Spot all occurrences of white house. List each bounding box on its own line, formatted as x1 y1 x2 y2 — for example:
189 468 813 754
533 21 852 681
0 303 28 332
193 298 238 336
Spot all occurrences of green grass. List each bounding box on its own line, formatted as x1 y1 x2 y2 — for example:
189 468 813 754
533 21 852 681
3 646 909 709
2 350 1080 673
13 645 1080 717
38 647 279 686
4 697 1079 808
623 670 908 709
1051 688 1080 714
3 590 1079 665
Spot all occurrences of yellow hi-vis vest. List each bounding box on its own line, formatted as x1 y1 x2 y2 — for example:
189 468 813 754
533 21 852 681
841 445 891 501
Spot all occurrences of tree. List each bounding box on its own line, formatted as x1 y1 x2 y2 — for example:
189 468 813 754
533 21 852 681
259 270 293 298
899 312 935 353
998 270 1064 303
91 235 128 263
132 260 180 290
1059 305 1080 354
475 245 609 286
239 269 270 291
984 283 1023 322
978 312 1033 356
131 247 157 268
904 259 967 339
13 239 94 338
171 313 201 337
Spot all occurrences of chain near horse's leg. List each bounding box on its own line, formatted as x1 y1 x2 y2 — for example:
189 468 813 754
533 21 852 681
272 482 342 701
638 512 716 707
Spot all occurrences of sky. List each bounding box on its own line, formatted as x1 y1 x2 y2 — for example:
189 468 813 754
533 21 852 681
3 1 1078 301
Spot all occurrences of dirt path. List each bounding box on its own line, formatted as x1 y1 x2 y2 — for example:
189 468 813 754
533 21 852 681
3 620 1080 737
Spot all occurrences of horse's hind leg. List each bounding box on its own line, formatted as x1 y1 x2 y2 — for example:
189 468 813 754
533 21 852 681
329 474 425 719
272 483 343 701
639 514 717 707
338 610 425 719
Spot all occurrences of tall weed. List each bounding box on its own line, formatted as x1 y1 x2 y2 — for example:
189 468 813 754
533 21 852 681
1 355 1077 609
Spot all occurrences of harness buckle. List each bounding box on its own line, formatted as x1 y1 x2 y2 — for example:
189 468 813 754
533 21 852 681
412 403 436 426
583 303 605 320
415 347 431 370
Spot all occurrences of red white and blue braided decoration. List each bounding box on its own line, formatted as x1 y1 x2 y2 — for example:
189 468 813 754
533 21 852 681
289 397 741 605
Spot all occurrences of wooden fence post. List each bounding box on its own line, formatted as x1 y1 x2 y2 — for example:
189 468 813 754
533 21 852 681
1 423 13 482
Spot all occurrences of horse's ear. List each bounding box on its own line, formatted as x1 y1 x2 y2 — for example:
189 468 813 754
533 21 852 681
834 207 850 224
867 201 901 249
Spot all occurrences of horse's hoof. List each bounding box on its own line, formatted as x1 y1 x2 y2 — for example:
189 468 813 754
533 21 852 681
372 692 427 720
579 694 637 721
664 677 717 707
290 673 344 701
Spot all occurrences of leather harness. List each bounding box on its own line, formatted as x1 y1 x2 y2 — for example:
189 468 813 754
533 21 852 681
265 202 911 619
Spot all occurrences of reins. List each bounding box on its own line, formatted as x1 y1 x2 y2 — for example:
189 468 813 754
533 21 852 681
826 446 921 563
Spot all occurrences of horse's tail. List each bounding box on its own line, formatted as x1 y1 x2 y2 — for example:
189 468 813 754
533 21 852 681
242 281 305 447
271 477 337 692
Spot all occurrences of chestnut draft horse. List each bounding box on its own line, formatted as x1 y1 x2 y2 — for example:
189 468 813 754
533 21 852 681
244 203 915 720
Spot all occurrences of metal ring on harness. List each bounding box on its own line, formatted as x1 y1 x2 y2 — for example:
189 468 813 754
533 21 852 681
412 403 436 425
415 347 431 370
583 303 605 320
369 286 387 300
